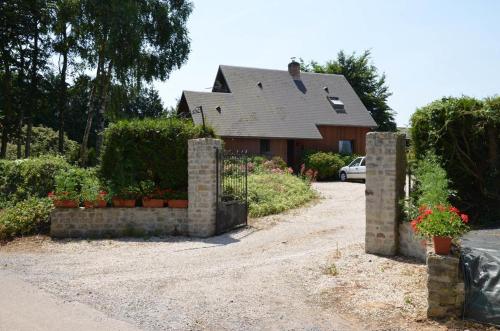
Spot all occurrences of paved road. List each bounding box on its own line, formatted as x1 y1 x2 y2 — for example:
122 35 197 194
0 270 139 331
0 182 366 330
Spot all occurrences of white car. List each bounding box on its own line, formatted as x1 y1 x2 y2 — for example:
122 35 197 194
339 156 366 182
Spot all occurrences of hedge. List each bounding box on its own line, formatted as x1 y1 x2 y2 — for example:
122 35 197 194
410 96 500 225
302 151 358 180
100 118 215 193
0 198 54 241
0 155 74 208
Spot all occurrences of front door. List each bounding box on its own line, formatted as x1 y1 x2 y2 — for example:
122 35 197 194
287 140 295 168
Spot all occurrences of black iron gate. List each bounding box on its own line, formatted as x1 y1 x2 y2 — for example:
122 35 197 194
215 149 248 234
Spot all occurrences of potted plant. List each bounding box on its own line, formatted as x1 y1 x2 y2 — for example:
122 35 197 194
167 191 188 209
411 204 470 255
50 169 86 208
140 180 164 208
110 185 140 208
81 173 107 208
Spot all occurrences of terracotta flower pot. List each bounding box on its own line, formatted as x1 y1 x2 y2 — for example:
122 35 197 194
168 199 188 208
112 197 136 208
53 199 79 208
84 199 107 208
142 198 164 208
433 236 452 255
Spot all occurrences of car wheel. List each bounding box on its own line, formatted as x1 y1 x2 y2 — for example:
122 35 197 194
340 172 347 182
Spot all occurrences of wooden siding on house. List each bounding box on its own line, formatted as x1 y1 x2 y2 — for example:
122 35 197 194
222 126 371 166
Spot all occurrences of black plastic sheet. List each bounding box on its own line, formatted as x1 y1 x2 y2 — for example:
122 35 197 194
460 229 500 326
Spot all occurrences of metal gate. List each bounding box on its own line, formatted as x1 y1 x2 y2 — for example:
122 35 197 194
215 149 248 234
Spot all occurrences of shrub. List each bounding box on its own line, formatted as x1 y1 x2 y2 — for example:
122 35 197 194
0 155 74 207
6 125 79 162
411 96 500 224
303 151 344 180
53 168 95 202
81 169 106 202
100 118 215 194
246 173 317 217
0 198 54 241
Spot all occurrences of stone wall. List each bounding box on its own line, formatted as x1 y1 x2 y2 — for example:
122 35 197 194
51 138 223 239
427 253 464 319
51 208 188 238
187 138 222 237
365 132 406 255
399 222 428 262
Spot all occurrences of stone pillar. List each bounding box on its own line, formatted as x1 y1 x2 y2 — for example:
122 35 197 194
365 132 406 255
427 253 464 319
187 138 222 237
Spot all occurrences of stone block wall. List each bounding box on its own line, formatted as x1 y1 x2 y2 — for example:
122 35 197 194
427 253 464 319
51 208 188 238
399 222 428 262
365 132 406 255
187 138 222 237
50 138 224 239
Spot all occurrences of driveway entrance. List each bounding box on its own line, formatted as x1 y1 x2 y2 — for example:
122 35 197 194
0 182 366 330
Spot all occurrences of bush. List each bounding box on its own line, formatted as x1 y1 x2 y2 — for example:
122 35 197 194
246 173 317 217
53 168 97 202
6 125 80 162
0 198 54 241
411 96 500 224
100 118 215 194
0 155 74 207
303 151 344 180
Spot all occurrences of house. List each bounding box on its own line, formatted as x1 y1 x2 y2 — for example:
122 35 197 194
178 61 377 166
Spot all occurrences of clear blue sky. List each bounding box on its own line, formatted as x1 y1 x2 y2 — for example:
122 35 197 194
155 0 500 126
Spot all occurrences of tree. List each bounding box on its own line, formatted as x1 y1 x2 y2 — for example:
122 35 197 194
77 0 193 164
301 50 397 131
52 0 79 153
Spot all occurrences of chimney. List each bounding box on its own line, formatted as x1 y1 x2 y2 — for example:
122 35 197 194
288 59 301 80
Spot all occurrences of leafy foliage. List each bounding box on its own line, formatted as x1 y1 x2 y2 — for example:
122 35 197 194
246 173 317 218
0 155 73 207
302 151 357 180
411 96 500 225
0 198 54 241
301 50 397 131
6 125 79 162
100 118 214 195
53 167 92 201
411 205 470 239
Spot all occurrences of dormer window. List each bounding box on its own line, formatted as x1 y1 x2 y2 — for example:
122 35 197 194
328 96 346 113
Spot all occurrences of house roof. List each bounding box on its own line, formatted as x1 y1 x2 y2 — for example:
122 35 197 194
181 65 377 139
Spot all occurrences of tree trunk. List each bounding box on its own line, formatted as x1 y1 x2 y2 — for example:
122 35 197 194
25 19 40 158
58 46 68 154
1 55 13 159
95 61 113 156
79 57 103 165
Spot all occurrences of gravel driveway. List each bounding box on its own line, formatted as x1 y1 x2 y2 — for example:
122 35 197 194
0 182 379 330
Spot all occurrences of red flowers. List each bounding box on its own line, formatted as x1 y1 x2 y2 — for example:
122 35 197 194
410 204 470 238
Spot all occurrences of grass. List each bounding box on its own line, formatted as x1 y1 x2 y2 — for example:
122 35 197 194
246 173 317 218
322 263 339 276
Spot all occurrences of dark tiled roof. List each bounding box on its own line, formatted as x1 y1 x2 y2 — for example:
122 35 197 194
182 65 377 139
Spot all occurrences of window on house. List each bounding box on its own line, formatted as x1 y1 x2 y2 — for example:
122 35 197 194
260 139 270 154
328 96 346 113
339 140 353 155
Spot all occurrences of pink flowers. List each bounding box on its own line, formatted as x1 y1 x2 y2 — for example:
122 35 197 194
461 213 469 223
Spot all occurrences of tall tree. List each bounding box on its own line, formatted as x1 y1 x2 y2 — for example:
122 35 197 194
301 50 397 132
52 0 79 153
77 0 192 164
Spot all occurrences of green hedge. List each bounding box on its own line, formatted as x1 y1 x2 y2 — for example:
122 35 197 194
100 118 215 193
0 155 74 207
411 96 500 225
302 151 356 180
0 198 54 241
